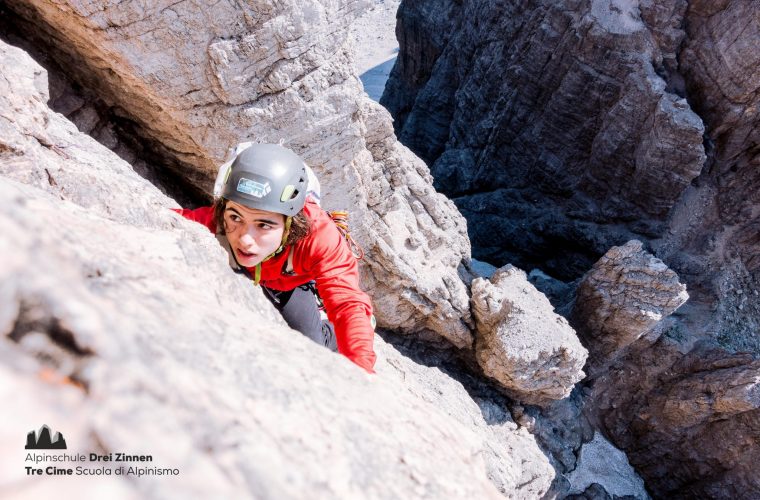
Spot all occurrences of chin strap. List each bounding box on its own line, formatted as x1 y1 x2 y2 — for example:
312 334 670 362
253 216 292 286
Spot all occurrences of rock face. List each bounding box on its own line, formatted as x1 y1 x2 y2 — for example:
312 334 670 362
652 0 760 352
383 0 706 279
385 0 760 349
471 265 587 405
634 349 760 498
386 0 760 497
12 0 757 497
376 334 556 499
587 343 760 499
572 240 688 373
1 0 474 349
0 39 514 499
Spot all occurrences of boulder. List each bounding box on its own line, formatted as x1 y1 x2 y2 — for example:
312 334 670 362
572 240 688 372
471 265 587 405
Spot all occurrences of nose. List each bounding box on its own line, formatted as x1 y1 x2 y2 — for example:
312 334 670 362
238 227 259 250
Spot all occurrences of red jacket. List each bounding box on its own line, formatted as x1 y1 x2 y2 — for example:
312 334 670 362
174 199 376 373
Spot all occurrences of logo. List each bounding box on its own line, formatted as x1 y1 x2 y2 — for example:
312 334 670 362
22 426 181 478
237 177 271 198
25 425 67 450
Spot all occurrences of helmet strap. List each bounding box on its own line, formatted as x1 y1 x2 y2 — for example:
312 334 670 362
280 216 292 251
254 263 262 286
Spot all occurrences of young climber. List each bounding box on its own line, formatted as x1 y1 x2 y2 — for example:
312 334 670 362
174 143 377 373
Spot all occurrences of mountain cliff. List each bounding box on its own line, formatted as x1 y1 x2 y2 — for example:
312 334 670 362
383 0 760 497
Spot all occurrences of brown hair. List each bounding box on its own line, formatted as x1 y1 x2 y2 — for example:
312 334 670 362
213 197 311 246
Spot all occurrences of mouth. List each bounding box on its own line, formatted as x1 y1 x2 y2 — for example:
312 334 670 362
237 248 257 260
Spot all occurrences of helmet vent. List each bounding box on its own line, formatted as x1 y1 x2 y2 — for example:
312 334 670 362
280 184 299 202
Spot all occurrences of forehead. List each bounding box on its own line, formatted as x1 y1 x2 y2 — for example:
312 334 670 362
225 200 283 220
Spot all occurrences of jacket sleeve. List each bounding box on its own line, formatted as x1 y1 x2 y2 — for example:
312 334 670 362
300 216 377 374
172 206 217 233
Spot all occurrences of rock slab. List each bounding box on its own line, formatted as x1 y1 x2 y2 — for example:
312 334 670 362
0 38 505 500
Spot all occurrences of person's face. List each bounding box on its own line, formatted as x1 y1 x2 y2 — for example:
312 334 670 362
223 200 286 267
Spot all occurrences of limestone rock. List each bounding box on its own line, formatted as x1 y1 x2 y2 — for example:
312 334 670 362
1 0 474 348
471 265 587 405
0 38 173 229
652 0 760 351
375 334 556 499
0 40 507 499
383 0 760 352
586 342 760 499
355 102 473 347
566 433 650 500
385 0 760 497
0 175 503 499
383 0 706 278
652 358 760 429
572 240 688 372
631 347 760 498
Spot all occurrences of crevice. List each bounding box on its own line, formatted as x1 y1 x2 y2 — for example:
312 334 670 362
0 2 209 208
377 328 516 423
8 301 94 357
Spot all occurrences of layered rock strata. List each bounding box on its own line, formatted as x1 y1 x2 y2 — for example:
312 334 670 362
572 238 760 497
386 1 760 496
385 0 760 350
586 342 760 498
652 0 760 351
572 240 688 374
383 0 705 279
1 0 474 348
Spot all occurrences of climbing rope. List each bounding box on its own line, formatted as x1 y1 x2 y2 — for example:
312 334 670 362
328 210 365 260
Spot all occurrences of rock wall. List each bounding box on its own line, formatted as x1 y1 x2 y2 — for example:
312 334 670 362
585 340 760 498
1 0 475 349
385 0 760 347
0 38 532 499
0 2 622 498
652 0 760 351
384 0 760 497
566 238 760 498
0 1 680 497
383 0 705 279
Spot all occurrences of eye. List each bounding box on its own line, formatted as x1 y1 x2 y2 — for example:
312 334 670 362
259 223 273 230
227 213 242 223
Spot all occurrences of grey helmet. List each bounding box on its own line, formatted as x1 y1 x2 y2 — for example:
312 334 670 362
220 143 308 216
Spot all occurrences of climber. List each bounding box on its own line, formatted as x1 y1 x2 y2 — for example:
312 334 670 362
173 143 377 374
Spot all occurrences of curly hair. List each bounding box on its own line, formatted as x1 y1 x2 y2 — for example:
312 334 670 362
212 198 311 246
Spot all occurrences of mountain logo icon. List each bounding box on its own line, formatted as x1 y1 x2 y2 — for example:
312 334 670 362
25 425 67 450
